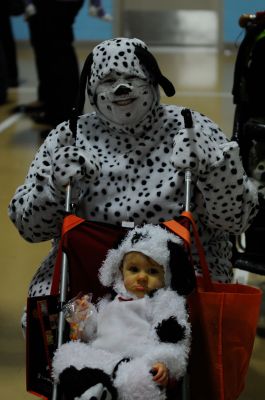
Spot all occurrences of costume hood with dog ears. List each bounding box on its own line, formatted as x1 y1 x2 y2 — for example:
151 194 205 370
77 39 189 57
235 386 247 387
99 224 195 298
75 37 175 114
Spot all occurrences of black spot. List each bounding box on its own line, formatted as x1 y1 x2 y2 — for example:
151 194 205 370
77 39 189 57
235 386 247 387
156 317 185 343
146 211 155 218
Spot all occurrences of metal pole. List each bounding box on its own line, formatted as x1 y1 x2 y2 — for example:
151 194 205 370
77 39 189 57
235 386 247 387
184 170 192 212
181 169 192 400
181 108 193 400
52 184 72 400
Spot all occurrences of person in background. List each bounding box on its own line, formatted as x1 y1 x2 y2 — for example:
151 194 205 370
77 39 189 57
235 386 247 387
20 0 84 130
89 0 112 21
0 1 21 103
16 0 112 137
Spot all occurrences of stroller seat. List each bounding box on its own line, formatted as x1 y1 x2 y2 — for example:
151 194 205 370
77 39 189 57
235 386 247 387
27 215 188 400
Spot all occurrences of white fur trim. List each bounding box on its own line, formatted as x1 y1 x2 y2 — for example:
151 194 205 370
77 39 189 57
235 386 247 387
52 342 121 381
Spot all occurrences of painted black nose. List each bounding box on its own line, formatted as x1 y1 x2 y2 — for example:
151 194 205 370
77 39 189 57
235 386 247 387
114 85 132 96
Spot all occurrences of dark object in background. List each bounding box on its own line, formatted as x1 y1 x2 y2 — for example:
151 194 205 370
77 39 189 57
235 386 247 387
8 0 25 16
0 2 20 89
25 0 84 127
231 11 265 276
0 40 8 104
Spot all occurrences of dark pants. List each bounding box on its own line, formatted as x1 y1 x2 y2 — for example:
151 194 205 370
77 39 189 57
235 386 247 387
0 41 7 104
0 3 19 89
28 0 84 125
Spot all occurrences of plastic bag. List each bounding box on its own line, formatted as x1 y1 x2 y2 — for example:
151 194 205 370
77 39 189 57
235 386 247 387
63 293 93 340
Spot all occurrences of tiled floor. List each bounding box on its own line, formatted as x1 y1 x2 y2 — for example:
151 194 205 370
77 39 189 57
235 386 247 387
0 42 264 399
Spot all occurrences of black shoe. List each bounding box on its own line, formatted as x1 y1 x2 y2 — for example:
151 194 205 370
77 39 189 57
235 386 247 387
8 78 19 88
59 366 117 400
0 95 7 105
32 111 51 124
11 101 45 114
31 111 58 126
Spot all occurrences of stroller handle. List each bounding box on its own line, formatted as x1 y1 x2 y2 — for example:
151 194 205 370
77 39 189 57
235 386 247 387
181 108 194 213
184 170 192 212
239 11 265 28
52 184 72 400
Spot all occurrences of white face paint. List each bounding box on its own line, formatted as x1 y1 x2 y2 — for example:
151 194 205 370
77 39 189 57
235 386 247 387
95 72 154 126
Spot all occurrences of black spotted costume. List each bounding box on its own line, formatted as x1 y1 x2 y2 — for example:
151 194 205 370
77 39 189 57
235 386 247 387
9 37 258 299
52 224 193 400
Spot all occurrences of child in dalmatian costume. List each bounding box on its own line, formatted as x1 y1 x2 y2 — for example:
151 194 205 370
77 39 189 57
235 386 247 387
9 37 258 302
52 224 194 400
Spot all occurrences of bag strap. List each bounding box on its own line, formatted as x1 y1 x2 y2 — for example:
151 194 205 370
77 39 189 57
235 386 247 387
50 214 85 295
163 219 191 245
181 211 213 291
164 212 213 292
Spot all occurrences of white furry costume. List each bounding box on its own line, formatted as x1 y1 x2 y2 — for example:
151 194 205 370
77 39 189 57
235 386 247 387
8 37 258 298
53 225 192 400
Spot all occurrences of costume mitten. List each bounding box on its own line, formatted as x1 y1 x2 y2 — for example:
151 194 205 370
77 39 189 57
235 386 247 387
170 123 227 177
50 145 100 191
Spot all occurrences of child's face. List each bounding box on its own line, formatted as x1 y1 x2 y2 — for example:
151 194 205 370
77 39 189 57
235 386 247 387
121 251 165 298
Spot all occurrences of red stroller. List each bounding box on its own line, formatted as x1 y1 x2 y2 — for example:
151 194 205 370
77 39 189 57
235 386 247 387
26 110 261 400
26 110 195 400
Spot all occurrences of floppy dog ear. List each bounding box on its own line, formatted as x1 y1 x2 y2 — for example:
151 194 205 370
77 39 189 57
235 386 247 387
76 52 94 114
167 241 196 296
134 45 175 97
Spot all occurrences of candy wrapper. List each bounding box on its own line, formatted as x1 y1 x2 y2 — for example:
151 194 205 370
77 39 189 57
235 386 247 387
63 293 93 341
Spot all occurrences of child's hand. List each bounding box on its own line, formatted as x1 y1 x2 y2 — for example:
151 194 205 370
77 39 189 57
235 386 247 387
150 362 169 387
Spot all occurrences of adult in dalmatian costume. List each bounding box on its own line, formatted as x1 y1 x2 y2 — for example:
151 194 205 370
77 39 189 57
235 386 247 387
9 37 258 299
52 224 194 400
